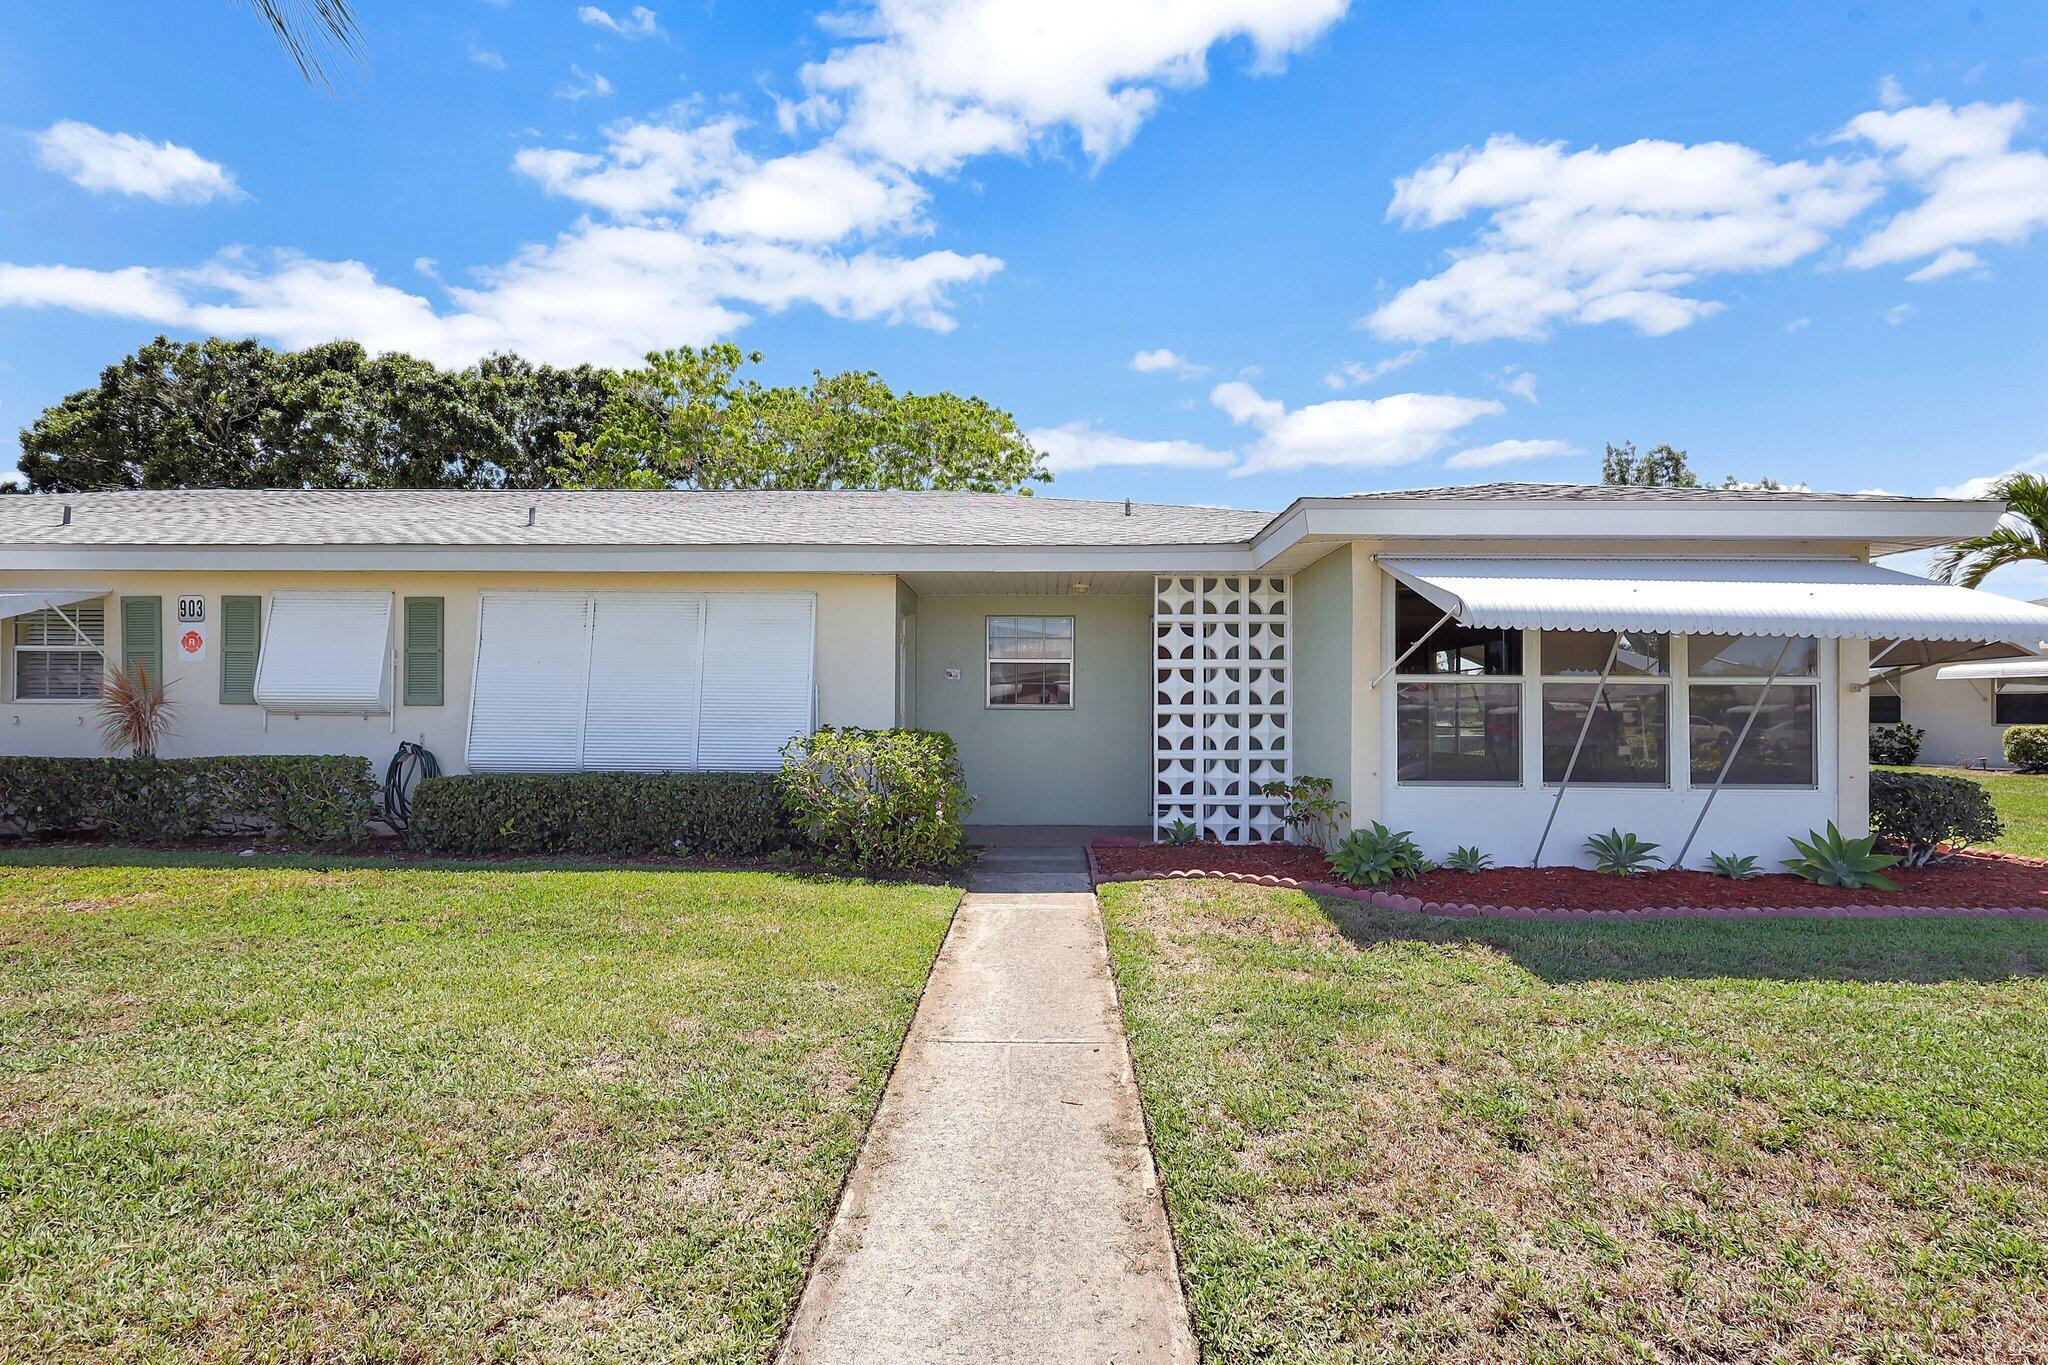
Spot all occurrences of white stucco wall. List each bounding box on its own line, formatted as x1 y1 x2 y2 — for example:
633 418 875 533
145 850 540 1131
1892 668 2019 769
0 570 899 772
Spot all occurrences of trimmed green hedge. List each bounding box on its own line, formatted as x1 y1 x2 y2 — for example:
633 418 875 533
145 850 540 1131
2005 725 2048 774
0 755 377 845
779 727 971 871
407 771 788 858
1869 768 2004 867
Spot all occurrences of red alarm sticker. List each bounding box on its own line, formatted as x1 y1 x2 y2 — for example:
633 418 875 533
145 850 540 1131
181 630 204 655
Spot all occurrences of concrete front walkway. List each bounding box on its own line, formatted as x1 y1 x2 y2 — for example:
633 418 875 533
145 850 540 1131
777 846 1195 1364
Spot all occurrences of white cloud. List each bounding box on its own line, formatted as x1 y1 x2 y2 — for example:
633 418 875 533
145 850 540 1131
514 112 747 215
1027 420 1233 473
1321 348 1423 389
1444 436 1577 470
1905 247 1982 281
1880 301 1916 325
468 41 507 70
1213 380 1501 476
689 147 927 243
33 121 242 204
1496 369 1538 403
1367 133 1880 343
1785 315 1811 332
1934 451 2048 501
1842 100 2048 275
557 65 614 100
799 0 1352 173
578 5 662 38
1130 347 1205 378
1878 74 1909 110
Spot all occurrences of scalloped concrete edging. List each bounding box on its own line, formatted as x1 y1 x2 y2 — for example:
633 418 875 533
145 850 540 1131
1083 844 2048 922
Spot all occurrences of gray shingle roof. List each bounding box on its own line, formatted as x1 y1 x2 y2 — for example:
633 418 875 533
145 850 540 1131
0 489 1274 548
1322 481 1962 504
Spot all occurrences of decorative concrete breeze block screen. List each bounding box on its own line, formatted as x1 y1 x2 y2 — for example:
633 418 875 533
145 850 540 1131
1153 574 1292 843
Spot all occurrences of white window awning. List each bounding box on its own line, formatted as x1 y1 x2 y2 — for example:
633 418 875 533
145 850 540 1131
254 590 395 714
1936 659 2048 681
0 588 107 622
1379 557 2048 666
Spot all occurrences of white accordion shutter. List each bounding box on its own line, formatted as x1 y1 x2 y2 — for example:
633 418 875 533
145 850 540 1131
698 593 817 772
467 592 591 772
253 590 394 714
583 593 703 772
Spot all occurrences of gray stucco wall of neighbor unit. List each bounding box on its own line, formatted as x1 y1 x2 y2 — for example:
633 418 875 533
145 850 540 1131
1289 544 1355 823
912 592 1152 827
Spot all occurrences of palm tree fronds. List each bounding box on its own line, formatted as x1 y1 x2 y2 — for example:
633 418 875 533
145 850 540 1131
1931 472 2048 587
239 0 362 87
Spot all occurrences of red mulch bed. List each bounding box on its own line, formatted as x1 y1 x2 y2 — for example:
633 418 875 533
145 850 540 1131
1091 841 2048 911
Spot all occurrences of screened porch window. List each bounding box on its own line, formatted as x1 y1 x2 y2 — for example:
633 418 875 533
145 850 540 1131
1539 630 1669 785
11 601 105 701
1393 584 1521 783
988 616 1073 707
1685 635 1819 787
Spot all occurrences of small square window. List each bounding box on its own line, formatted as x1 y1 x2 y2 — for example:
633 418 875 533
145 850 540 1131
989 616 1073 707
11 602 106 701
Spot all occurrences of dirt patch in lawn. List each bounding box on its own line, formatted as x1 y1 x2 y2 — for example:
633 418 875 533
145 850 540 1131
1093 841 2048 910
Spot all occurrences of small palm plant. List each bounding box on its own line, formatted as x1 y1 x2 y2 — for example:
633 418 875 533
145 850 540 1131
1585 829 1661 877
1443 845 1494 873
1705 851 1762 880
96 663 176 758
1782 823 1901 890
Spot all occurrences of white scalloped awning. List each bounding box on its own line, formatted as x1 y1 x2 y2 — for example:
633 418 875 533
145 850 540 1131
1379 557 2048 665
0 588 107 622
1936 659 2048 681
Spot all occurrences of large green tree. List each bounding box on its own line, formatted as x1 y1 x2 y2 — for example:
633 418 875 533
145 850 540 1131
1602 440 1784 491
16 337 610 492
555 345 1051 493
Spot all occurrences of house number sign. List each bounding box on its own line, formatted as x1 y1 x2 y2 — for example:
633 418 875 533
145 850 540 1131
177 595 207 663
177 595 205 624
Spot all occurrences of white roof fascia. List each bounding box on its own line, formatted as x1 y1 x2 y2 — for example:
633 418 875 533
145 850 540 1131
0 543 1257 575
0 587 110 621
1252 498 2003 567
1377 555 2048 649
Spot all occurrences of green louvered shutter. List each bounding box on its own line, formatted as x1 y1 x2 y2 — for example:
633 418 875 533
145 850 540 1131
120 596 162 685
219 596 262 704
403 597 445 706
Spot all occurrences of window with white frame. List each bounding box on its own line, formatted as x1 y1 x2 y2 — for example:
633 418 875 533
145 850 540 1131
12 601 106 701
1539 630 1670 785
1685 634 1820 786
1392 584 1521 783
987 616 1073 707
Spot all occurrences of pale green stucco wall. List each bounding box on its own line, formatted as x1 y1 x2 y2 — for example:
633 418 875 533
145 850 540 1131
912 593 1151 827
1290 545 1355 826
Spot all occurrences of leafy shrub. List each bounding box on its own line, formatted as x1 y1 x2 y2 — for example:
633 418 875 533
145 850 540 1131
1868 722 1924 766
779 727 972 871
409 771 786 858
1705 851 1761 880
1585 829 1660 877
1258 775 1347 851
1443 845 1494 873
0 755 376 846
1331 822 1432 886
1783 822 1900 890
1868 769 2004 867
1161 818 1201 846
2006 725 2048 773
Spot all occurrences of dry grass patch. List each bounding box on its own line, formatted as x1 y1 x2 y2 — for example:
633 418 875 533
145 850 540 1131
1103 879 2048 1363
0 847 957 1363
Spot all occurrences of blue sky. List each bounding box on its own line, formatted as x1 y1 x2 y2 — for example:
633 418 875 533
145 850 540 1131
3 2 2047 557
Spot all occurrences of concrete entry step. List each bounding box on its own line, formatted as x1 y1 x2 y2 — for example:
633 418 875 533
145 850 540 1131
970 846 1091 894
777 881 1194 1365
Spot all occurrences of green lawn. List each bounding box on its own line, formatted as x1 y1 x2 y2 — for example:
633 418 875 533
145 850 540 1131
0 849 957 1363
1887 765 2048 859
1104 879 2048 1363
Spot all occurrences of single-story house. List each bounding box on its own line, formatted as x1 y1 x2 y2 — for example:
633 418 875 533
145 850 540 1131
6 482 2048 866
1869 601 2048 768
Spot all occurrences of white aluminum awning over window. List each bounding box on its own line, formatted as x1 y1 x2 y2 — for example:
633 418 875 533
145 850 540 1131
1378 557 2048 666
1936 659 2048 681
0 588 107 623
254 590 395 714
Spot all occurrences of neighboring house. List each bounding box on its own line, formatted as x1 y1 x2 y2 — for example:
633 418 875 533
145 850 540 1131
6 483 2048 866
1881 604 2048 767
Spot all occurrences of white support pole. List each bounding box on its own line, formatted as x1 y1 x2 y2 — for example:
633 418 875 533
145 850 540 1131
1673 635 1797 868
1371 606 1455 689
1531 631 1623 866
44 600 98 652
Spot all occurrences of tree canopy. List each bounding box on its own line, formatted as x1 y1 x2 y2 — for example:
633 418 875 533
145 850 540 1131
14 337 1047 495
16 337 609 492
1602 440 1785 491
554 345 1050 493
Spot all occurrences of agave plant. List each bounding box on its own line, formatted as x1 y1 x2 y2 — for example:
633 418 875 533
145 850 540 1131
1443 845 1494 873
1162 818 1201 846
95 662 176 758
1705 851 1761 880
1331 822 1432 886
1782 823 1901 890
1585 829 1660 877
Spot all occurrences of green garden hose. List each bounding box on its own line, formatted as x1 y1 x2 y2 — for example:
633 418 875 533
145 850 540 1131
382 740 441 833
